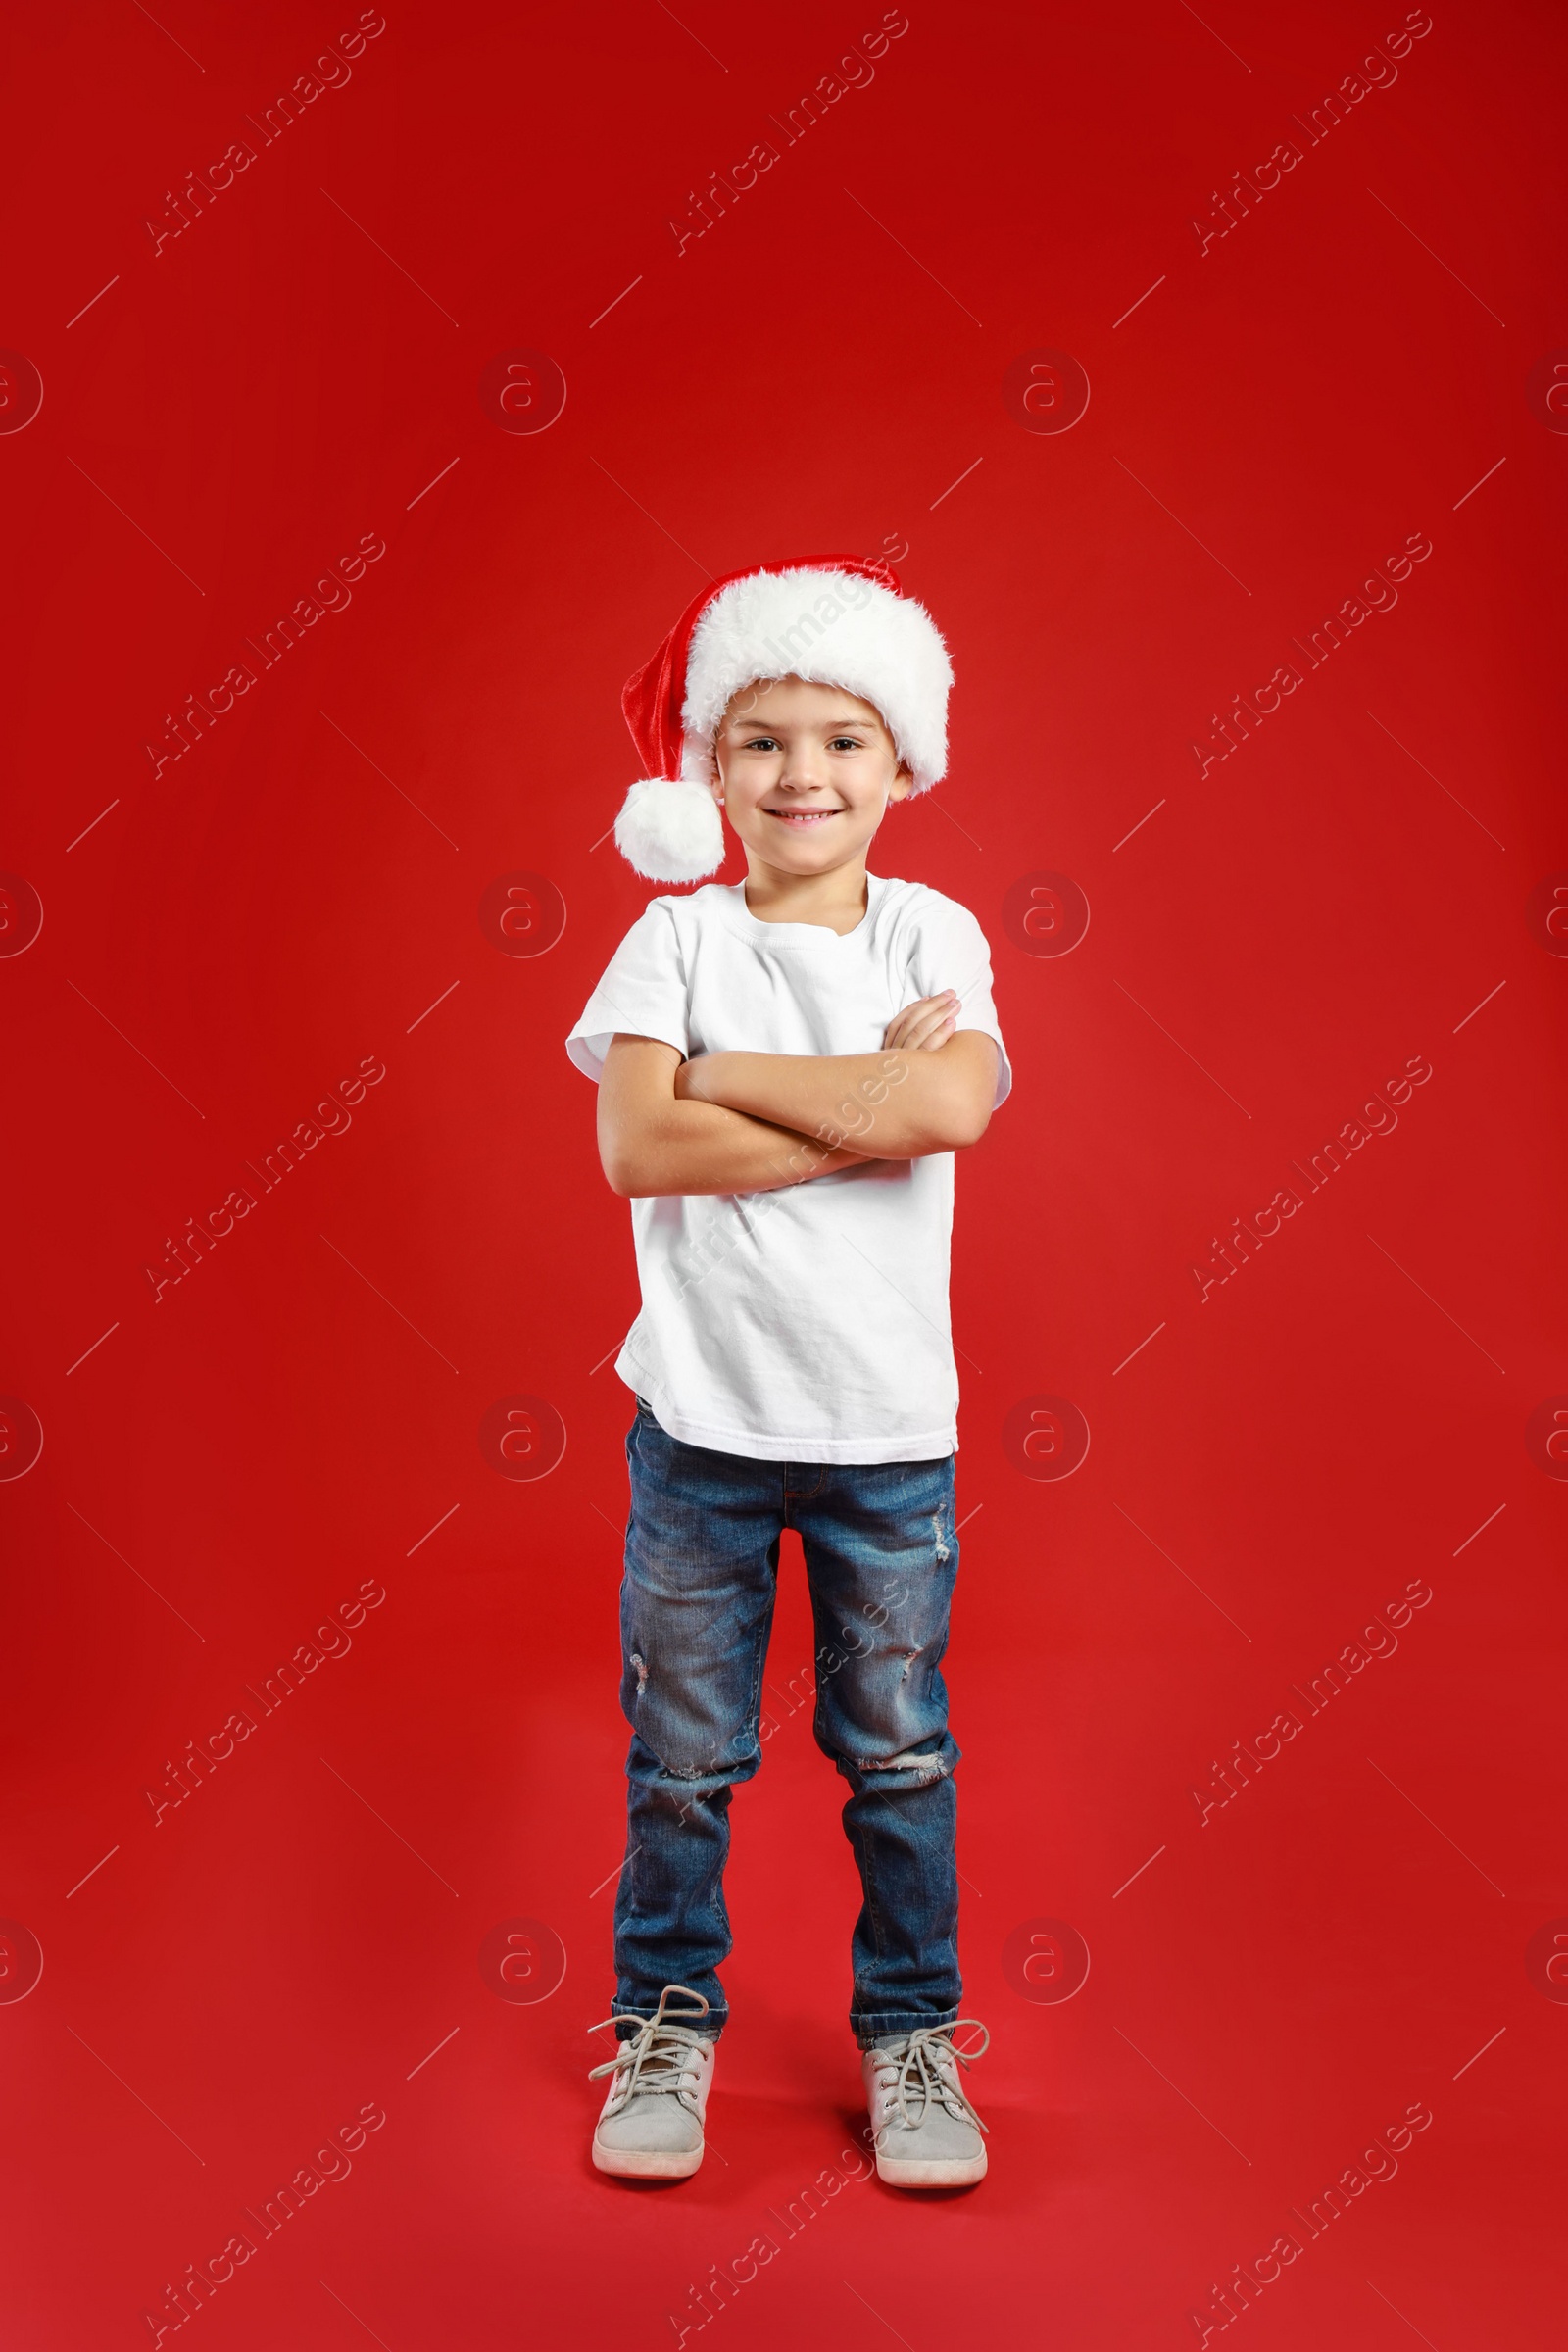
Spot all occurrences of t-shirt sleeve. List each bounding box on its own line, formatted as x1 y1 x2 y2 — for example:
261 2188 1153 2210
906 891 1013 1108
564 901 690 1083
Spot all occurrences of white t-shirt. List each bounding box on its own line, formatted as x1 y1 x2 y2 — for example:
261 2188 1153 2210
565 874 1011 1464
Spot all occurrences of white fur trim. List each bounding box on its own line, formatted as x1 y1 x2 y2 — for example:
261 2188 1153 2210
679 567 953 792
613 777 725 883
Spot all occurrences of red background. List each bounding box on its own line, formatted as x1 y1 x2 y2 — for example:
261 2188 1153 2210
3 0 1566 2343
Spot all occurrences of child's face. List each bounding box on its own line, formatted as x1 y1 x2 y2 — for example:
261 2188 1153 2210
711 676 912 874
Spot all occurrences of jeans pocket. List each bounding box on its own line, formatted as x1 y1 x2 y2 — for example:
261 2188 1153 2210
628 1396 662 1471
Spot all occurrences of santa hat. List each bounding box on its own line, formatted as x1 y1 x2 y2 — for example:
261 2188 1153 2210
612 554 954 882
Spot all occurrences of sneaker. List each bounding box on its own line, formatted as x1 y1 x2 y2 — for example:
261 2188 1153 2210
862 2019 990 2187
588 1984 716 2180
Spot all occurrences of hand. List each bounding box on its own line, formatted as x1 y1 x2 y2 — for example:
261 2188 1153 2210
883 991 960 1053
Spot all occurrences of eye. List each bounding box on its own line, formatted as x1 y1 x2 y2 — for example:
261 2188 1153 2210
829 735 867 752
741 734 779 752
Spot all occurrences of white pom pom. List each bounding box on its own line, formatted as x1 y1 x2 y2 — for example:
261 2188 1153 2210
613 778 725 883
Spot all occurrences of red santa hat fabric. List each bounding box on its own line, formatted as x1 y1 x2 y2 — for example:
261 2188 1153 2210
613 554 954 882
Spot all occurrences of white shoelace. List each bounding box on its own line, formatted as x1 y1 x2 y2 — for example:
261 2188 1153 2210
873 2020 991 2134
588 1984 711 2111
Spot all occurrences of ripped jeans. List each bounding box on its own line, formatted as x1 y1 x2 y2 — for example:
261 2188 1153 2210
612 1397 962 2048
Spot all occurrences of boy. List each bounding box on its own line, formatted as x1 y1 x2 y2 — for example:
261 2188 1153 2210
565 556 1010 2188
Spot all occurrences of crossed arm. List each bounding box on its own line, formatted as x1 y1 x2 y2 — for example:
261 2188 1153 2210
597 992 1000 1199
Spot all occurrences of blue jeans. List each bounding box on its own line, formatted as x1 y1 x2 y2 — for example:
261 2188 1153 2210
612 1398 963 2048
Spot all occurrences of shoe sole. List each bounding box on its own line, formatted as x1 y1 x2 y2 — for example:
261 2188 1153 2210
874 2146 988 2188
592 2133 705 2180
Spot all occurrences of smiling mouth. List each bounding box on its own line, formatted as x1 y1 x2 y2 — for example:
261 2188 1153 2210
762 807 841 825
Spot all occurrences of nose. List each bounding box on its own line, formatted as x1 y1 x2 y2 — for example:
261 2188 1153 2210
776 743 831 793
